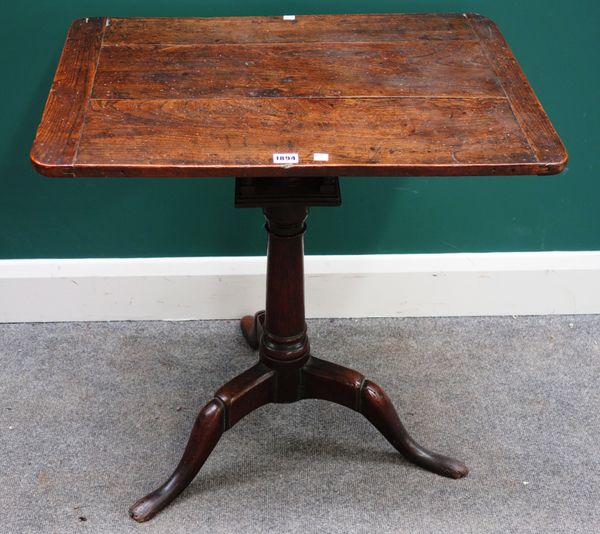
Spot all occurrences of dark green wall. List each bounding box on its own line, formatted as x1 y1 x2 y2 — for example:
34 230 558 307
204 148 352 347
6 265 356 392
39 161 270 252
1 1 597 258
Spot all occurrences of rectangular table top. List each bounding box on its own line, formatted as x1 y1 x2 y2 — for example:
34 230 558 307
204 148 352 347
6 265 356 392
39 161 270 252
30 13 567 178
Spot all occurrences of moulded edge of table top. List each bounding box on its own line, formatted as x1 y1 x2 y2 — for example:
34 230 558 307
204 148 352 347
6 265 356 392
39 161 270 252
30 13 568 178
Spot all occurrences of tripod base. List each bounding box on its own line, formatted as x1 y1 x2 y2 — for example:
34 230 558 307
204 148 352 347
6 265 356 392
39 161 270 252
129 312 468 523
130 179 468 522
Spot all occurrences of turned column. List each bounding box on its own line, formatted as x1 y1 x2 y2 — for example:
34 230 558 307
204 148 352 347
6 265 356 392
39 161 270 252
260 206 310 401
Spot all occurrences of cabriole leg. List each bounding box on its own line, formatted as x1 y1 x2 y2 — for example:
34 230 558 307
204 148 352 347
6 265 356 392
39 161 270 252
301 357 469 479
129 363 275 522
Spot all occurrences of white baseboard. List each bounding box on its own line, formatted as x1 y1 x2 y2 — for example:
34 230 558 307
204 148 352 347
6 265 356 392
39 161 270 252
0 252 599 322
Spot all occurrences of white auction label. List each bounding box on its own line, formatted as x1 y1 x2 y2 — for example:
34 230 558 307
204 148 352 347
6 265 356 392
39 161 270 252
313 153 329 162
283 15 296 21
273 153 299 164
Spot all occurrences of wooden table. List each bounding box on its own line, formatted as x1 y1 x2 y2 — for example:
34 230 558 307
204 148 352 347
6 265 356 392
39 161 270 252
31 13 566 522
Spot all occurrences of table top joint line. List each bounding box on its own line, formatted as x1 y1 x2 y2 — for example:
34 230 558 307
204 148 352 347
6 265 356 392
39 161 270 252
72 17 108 169
464 13 538 163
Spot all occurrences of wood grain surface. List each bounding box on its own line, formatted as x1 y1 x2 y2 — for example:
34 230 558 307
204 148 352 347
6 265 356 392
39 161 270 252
31 14 567 178
103 14 477 45
92 41 503 100
30 17 106 176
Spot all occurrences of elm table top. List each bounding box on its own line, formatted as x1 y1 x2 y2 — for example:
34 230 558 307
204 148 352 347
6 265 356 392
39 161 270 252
30 13 567 178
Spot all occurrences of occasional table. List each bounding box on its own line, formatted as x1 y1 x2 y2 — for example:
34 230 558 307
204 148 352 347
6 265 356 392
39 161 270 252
31 13 566 522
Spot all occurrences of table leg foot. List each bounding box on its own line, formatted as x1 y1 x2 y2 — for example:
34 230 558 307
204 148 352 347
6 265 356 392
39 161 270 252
240 310 264 350
302 357 469 479
128 399 224 522
360 379 469 479
129 362 275 522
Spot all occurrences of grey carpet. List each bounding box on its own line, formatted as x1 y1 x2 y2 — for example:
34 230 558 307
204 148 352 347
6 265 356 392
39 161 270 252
1 316 599 534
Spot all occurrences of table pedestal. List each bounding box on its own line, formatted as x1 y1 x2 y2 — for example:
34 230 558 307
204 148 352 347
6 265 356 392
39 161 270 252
129 178 468 522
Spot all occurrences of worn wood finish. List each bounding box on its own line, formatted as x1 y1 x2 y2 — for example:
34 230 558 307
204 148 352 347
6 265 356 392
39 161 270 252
467 14 566 169
93 41 503 100
74 97 536 177
30 17 106 177
31 14 567 178
130 180 468 521
103 14 478 45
